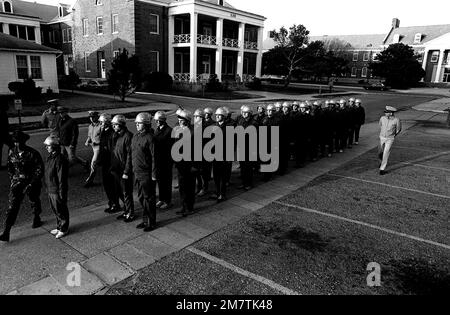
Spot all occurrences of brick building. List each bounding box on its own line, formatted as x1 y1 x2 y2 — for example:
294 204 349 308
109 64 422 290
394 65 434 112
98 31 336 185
72 0 265 82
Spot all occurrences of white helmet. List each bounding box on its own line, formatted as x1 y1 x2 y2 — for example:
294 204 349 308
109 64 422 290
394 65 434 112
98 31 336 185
135 112 151 124
274 102 282 109
355 99 362 104
282 102 291 108
215 107 227 116
339 99 347 105
112 115 127 126
177 109 192 122
204 107 214 115
153 111 167 121
194 109 204 118
266 104 275 111
43 136 60 146
241 105 252 113
99 113 112 123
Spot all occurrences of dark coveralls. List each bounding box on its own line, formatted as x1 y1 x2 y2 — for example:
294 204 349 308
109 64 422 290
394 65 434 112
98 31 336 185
154 123 174 205
212 121 232 197
58 115 87 167
278 113 291 174
261 115 279 180
293 111 307 166
200 119 215 192
0 105 11 167
353 106 366 143
174 126 196 213
45 150 70 233
6 146 44 228
236 115 257 188
110 128 134 217
100 126 119 209
132 129 157 226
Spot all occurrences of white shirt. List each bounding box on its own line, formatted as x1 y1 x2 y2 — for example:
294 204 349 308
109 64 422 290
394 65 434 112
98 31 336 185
379 115 401 139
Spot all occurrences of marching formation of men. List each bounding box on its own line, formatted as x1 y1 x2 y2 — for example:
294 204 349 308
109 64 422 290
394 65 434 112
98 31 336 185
1 97 366 242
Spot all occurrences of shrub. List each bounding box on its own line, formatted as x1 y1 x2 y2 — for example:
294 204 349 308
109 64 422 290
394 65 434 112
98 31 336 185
142 72 173 92
8 78 42 100
246 77 262 90
8 81 23 95
205 74 223 92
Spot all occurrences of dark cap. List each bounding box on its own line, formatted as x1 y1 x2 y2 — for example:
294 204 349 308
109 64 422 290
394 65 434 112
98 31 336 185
11 130 30 144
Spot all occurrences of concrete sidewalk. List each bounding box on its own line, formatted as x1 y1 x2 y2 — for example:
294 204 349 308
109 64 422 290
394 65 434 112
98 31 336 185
0 108 436 295
413 97 450 113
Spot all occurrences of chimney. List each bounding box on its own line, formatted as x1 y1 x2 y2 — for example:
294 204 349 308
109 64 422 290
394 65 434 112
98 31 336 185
392 18 400 29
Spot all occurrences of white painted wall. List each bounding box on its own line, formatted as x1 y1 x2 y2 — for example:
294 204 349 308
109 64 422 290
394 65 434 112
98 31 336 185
0 51 59 94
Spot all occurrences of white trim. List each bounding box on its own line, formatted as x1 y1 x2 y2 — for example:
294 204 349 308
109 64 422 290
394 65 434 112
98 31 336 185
352 51 358 61
82 18 89 37
96 16 103 35
351 67 357 77
3 1 13 14
149 14 159 35
112 14 119 34
363 51 369 61
84 51 91 72
361 66 368 78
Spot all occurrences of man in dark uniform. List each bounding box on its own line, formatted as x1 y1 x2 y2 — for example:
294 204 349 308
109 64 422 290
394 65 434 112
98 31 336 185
222 106 234 186
212 107 232 202
0 101 11 170
44 136 70 239
261 104 279 181
132 113 158 232
236 105 256 190
57 106 88 170
111 114 135 222
99 113 121 214
353 99 366 145
153 111 174 210
198 107 215 197
173 110 196 215
0 131 44 242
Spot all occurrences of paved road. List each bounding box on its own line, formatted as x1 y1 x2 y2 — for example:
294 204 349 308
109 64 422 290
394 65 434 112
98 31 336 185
0 92 438 232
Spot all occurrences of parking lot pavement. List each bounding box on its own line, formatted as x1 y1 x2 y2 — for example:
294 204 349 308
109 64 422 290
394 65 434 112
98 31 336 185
109 111 449 295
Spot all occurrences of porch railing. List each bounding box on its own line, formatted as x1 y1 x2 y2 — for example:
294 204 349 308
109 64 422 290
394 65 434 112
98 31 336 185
173 73 191 82
222 38 239 48
197 34 216 46
244 41 258 50
173 34 191 44
242 74 256 82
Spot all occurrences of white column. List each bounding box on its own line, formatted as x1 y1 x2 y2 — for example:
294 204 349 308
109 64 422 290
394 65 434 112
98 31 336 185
237 22 245 80
215 18 223 81
168 15 175 77
190 12 198 82
3 23 9 34
255 27 263 77
434 49 445 83
420 49 429 82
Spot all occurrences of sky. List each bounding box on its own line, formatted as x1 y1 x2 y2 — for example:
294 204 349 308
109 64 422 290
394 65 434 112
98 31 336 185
21 0 450 37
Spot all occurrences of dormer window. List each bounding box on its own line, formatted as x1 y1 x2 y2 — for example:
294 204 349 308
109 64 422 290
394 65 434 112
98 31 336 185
218 0 224 5
58 6 64 18
393 34 400 43
414 33 422 44
3 1 13 13
95 0 103 5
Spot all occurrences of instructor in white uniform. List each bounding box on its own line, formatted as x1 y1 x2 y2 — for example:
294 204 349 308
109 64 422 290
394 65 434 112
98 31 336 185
378 106 402 175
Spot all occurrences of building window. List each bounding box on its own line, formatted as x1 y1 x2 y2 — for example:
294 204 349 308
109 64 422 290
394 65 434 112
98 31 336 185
30 56 42 79
95 0 103 5
3 1 12 13
149 51 159 72
431 51 440 63
27 26 35 41
112 14 119 33
353 52 358 61
62 29 67 43
414 33 422 44
59 6 63 17
149 14 159 34
96 17 103 35
83 19 88 36
361 67 368 78
67 27 72 42
18 25 27 40
84 52 91 72
363 52 369 61
351 67 357 77
16 55 28 79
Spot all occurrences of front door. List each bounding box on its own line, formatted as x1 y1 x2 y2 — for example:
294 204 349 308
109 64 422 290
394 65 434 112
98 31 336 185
202 55 211 75
100 59 106 79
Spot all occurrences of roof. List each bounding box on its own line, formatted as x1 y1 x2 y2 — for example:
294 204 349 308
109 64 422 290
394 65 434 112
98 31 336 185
8 0 62 23
0 32 60 54
310 34 386 49
158 0 234 8
383 24 450 46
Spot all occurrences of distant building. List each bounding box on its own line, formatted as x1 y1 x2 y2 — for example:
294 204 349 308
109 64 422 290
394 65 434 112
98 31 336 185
263 18 450 84
0 0 62 94
71 0 265 82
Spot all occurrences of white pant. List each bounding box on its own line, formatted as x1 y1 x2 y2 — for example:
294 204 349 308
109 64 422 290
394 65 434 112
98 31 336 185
379 137 394 171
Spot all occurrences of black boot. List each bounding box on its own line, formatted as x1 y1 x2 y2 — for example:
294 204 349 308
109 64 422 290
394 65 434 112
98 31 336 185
0 225 11 242
32 217 43 229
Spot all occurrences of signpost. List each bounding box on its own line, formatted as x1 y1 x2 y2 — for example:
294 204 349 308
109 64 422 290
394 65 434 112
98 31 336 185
14 99 22 126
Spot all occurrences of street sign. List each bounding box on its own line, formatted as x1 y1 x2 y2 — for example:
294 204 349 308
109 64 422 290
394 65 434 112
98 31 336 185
14 99 22 111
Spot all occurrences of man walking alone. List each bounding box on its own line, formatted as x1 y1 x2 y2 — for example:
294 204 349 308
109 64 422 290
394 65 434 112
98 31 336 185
379 106 402 175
